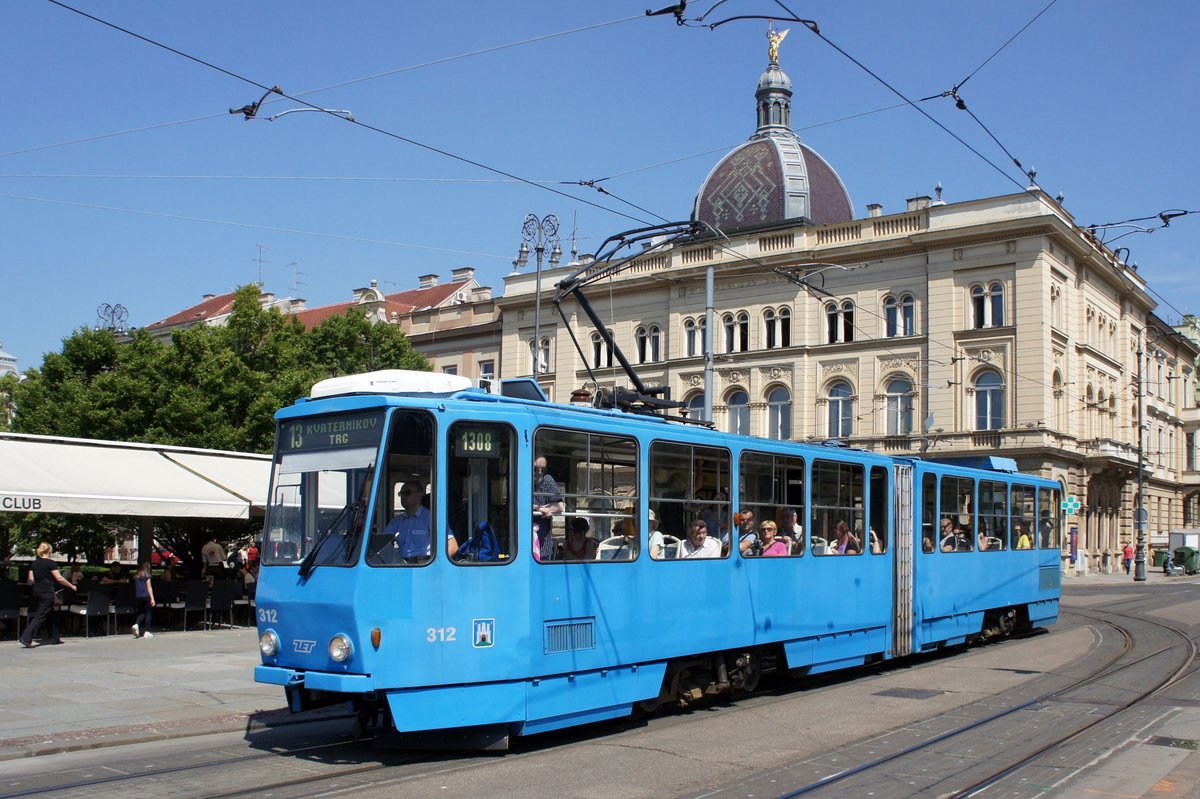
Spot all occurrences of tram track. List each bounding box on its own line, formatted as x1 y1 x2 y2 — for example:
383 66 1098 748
8 605 1190 799
752 606 1197 799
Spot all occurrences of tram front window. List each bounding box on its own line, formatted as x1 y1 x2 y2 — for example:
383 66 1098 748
263 410 386 567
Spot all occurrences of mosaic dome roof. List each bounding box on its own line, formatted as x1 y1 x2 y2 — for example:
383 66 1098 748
693 61 853 233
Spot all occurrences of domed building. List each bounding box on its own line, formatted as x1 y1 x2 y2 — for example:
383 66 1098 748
488 39 1198 577
693 44 853 232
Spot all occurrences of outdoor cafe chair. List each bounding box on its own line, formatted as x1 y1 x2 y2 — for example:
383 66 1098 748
69 584 112 637
0 582 24 640
181 580 209 631
112 583 137 634
208 580 237 630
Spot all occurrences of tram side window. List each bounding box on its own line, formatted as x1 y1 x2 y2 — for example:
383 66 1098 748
811 460 865 556
447 422 515 565
532 428 639 562
939 475 975 552
365 410 437 567
1011 485 1036 549
649 442 731 559
1038 486 1062 549
740 451 805 557
868 466 888 554
921 473 937 552
978 481 1008 551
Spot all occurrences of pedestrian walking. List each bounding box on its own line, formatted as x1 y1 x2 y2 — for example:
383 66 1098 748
1122 541 1134 575
131 562 155 638
20 542 76 648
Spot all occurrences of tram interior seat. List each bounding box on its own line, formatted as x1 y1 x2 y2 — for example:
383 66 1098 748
659 535 681 559
811 536 827 555
983 536 1004 551
596 537 634 560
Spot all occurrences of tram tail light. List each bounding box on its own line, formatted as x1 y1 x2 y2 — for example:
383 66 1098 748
371 627 381 648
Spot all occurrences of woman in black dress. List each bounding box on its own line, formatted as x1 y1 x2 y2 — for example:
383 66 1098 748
19 542 76 648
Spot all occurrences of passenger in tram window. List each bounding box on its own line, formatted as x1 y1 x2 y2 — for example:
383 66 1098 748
955 523 974 552
647 510 671 560
562 517 598 561
830 520 861 554
755 521 789 557
869 528 883 554
779 508 804 555
939 518 956 552
681 519 721 559
701 489 730 544
599 517 638 561
532 456 564 562
1014 521 1032 550
383 481 434 564
736 509 758 554
922 530 935 553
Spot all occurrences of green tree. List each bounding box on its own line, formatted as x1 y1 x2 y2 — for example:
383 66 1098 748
5 284 429 560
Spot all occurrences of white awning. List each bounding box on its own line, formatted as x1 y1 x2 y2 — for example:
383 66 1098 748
0 433 272 520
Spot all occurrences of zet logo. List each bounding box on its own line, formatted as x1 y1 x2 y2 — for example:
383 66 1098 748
293 639 316 653
1061 496 1081 516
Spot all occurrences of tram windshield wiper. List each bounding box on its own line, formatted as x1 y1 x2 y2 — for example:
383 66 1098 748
298 463 374 579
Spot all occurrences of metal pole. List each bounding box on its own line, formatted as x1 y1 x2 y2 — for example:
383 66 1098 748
1134 338 1147 582
704 265 714 423
519 214 559 377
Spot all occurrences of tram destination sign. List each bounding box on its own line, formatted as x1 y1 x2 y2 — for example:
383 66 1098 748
280 412 382 454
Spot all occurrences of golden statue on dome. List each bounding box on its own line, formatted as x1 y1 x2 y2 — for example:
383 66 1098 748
766 24 789 64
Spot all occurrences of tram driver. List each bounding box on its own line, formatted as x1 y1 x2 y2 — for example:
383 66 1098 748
382 481 457 563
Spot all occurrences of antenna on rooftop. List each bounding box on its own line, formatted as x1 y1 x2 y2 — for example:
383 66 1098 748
287 263 306 294
254 243 269 286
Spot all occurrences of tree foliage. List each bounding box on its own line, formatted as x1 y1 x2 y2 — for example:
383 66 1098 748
3 285 430 560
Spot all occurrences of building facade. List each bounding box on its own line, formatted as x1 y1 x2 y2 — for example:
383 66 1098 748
494 47 1200 573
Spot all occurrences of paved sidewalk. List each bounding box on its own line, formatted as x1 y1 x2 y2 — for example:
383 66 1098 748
0 625 309 761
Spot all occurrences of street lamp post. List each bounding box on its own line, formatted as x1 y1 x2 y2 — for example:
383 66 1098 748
1134 338 1147 581
514 214 561 375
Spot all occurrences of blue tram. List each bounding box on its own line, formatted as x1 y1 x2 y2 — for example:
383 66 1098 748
254 369 1062 748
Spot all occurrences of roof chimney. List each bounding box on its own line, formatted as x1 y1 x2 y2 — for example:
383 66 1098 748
417 273 438 289
866 203 883 218
906 195 931 211
451 267 475 283
471 286 492 302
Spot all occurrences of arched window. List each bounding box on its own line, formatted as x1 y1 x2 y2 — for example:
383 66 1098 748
723 314 735 353
727 390 750 436
884 294 915 337
590 331 613 369
635 326 648 364
885 377 913 435
826 301 855 343
779 307 791 347
1085 385 1095 439
648 325 661 362
884 295 898 337
971 282 1005 328
686 393 707 422
684 318 697 357
763 308 777 349
974 370 1005 431
828 381 853 437
989 282 1005 326
900 294 915 335
766 386 791 440
1097 388 1107 439
635 325 661 364
737 312 749 352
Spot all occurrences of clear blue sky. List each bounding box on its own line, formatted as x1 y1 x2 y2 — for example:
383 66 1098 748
3 1 1197 370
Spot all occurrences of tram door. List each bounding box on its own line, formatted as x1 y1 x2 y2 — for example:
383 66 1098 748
891 464 914 658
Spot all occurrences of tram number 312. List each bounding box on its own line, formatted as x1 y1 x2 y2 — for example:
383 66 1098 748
427 627 457 642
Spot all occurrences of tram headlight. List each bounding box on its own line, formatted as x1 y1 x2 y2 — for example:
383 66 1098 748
259 630 280 658
329 633 354 663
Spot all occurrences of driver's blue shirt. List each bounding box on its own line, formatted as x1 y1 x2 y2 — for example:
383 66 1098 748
384 505 431 560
